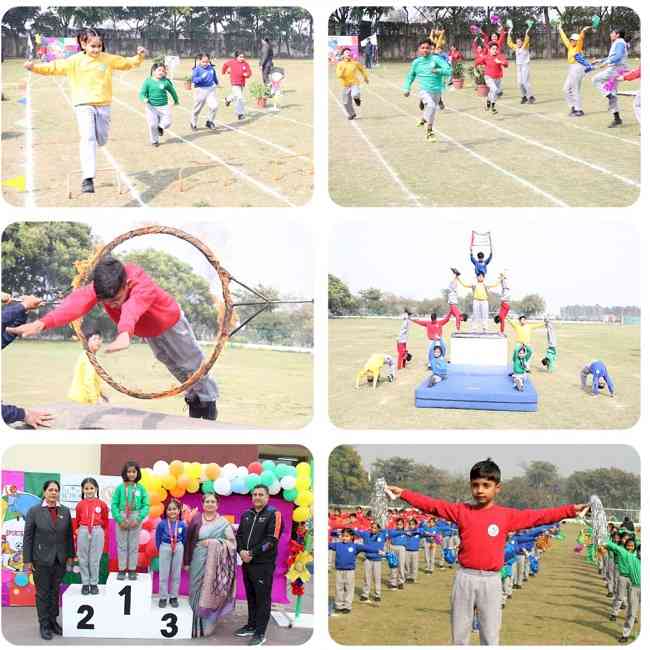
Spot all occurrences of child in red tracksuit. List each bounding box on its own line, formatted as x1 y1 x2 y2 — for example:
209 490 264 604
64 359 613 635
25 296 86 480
222 50 252 120
475 43 509 113
74 477 109 595
412 312 451 360
387 458 586 645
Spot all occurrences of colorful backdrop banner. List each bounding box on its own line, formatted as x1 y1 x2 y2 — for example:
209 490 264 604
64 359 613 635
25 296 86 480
328 35 359 62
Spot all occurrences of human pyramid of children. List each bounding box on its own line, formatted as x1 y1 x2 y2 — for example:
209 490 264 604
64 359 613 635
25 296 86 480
23 28 284 194
328 458 603 645
338 14 640 144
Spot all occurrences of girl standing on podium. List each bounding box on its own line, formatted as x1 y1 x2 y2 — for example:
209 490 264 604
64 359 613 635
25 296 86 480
111 461 150 580
156 498 187 608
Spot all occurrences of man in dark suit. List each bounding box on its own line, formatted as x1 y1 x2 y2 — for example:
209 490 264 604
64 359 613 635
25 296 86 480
23 480 75 640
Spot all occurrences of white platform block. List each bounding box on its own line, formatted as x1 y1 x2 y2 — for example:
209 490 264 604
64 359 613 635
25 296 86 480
451 333 508 367
63 574 192 639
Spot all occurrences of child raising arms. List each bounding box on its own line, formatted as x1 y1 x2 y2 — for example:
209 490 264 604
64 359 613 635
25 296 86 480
24 29 145 194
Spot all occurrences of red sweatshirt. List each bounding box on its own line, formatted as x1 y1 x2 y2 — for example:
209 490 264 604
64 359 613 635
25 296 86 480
74 498 110 553
41 263 180 337
475 52 509 79
623 67 640 81
412 314 451 340
221 59 252 87
401 489 577 571
481 30 506 53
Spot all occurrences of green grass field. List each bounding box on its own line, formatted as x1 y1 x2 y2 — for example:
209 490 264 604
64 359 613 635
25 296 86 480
2 340 312 428
328 522 635 645
329 59 640 207
329 320 639 429
2 57 313 207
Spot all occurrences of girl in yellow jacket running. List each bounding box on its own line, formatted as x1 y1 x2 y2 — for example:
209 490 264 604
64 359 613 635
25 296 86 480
336 48 369 120
24 28 145 194
67 333 108 405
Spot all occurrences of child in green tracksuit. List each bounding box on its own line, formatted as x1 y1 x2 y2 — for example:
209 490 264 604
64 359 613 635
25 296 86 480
604 539 640 642
512 343 531 391
139 62 179 146
541 320 557 372
402 39 452 142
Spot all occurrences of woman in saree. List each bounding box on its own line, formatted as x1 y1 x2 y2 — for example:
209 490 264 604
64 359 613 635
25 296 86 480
183 492 237 637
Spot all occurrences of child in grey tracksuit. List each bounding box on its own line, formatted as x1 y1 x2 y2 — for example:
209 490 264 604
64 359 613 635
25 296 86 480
507 28 535 103
155 499 186 607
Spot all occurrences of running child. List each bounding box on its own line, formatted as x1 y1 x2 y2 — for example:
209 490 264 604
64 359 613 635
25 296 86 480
397 308 412 370
190 54 219 130
67 331 107 405
475 42 509 114
412 311 451 359
402 39 452 142
459 273 498 333
155 498 186 608
335 47 369 120
559 21 592 117
111 461 149 581
387 459 587 645
222 51 252 120
580 361 615 397
591 27 629 128
139 61 179 146
7 255 219 419
507 25 536 104
481 25 506 53
541 319 557 371
74 477 109 595
23 28 145 194
447 268 468 332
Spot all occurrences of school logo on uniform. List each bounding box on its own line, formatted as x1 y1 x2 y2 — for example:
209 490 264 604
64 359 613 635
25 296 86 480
487 524 500 537
347 546 354 552
95 506 101 513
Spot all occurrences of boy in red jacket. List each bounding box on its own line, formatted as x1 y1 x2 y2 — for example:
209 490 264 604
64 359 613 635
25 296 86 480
475 43 509 114
6 256 218 420
222 50 252 120
387 458 587 645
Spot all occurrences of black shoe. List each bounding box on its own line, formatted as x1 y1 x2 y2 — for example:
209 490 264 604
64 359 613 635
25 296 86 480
190 123 197 131
354 96 361 107
248 634 266 646
40 625 53 641
170 597 179 608
438 99 445 110
574 110 585 117
202 401 217 420
419 100 425 111
117 571 126 580
205 120 216 130
528 96 536 104
225 98 232 107
569 107 576 116
158 126 164 136
238 114 246 121
49 620 63 635
348 114 356 120
128 571 138 580
485 101 491 111
342 609 352 614
609 614 617 621
609 118 623 128
513 584 522 590
153 142 160 147
81 178 95 194
90 585 99 595
82 584 90 595
398 583 404 590
374 596 381 602
521 96 528 104
607 592 614 597
491 105 498 114
234 625 256 637
360 595 369 602
159 598 167 608
618 636 629 644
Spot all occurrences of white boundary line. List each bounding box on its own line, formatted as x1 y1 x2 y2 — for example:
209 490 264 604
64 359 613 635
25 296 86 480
23 73 36 208
375 74 641 189
329 89 422 207
54 79 146 207
248 107 313 129
364 87 568 208
111 95 297 207
115 74 312 162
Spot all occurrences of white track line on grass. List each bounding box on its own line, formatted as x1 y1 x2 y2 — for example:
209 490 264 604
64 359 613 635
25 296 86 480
365 87 568 208
111 95 296 207
55 80 146 206
23 73 36 208
115 75 312 162
329 89 422 207
247 108 313 129
375 75 640 189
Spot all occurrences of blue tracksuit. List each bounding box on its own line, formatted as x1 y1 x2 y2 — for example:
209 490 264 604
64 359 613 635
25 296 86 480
428 352 448 378
404 529 424 552
470 252 492 276
2 302 27 349
388 529 409 547
352 529 387 561
583 361 615 395
328 541 374 570
192 64 218 88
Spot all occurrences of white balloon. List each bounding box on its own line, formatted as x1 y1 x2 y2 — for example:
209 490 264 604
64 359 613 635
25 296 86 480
214 477 232 496
269 481 282 495
222 463 238 480
236 465 249 479
152 460 170 477
280 476 296 490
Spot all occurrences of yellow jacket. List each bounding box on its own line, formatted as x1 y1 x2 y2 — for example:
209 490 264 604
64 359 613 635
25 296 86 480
67 352 102 404
507 319 545 345
507 33 530 50
336 60 368 87
459 279 497 301
559 27 586 64
31 51 144 106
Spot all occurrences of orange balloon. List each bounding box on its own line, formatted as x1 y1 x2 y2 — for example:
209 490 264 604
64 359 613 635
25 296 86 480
149 491 161 505
162 474 177 491
176 475 190 490
169 486 186 499
149 503 164 518
169 460 184 477
205 463 220 481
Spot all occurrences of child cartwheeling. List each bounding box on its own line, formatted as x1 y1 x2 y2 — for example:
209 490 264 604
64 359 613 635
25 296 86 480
402 39 452 142
396 308 412 370
335 47 369 120
190 54 219 131
446 268 468 332
541 319 557 371
139 62 179 147
222 51 252 120
67 331 108 404
24 29 145 194
155 498 186 608
475 42 509 114
507 25 535 104
494 271 510 335
75 477 109 595
111 461 149 581
387 459 587 644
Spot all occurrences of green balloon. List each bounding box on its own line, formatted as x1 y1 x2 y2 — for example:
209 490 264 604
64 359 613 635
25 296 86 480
275 463 289 478
201 479 214 494
261 460 275 472
247 474 262 491
283 488 298 502
287 466 297 477
151 557 160 572
261 470 275 486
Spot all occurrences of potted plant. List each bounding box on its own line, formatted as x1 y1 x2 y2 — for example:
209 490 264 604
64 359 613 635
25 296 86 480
248 80 268 108
184 75 192 91
451 61 465 89
471 65 489 97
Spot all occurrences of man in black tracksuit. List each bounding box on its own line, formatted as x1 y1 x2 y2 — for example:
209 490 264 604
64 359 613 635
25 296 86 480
234 484 283 646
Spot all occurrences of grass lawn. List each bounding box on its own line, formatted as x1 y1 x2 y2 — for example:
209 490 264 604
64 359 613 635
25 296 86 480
329 59 640 207
329 320 639 429
2 340 312 428
328 522 634 645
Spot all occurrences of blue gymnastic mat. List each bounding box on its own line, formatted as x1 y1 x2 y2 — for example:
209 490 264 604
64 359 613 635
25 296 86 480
414 364 538 412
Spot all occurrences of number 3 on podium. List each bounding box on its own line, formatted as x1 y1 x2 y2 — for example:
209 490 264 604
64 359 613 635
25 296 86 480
161 613 178 638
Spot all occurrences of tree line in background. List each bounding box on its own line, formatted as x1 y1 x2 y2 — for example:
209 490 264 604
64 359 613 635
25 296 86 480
1 223 312 348
329 6 640 60
2 7 313 58
329 446 641 515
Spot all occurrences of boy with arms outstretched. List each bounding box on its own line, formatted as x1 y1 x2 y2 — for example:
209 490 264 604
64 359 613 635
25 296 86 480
387 458 587 645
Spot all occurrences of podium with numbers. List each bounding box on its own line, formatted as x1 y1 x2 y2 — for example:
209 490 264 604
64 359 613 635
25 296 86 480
62 573 192 639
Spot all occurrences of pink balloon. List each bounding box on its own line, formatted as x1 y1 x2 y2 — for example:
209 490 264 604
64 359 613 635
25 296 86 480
139 529 151 546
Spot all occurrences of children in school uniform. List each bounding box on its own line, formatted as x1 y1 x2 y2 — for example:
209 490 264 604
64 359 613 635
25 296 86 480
507 26 535 104
421 516 438 573
404 518 424 582
155 498 186 608
139 61 179 146
222 51 252 120
387 459 586 645
75 477 109 595
24 29 145 194
190 54 219 130
111 461 150 580
604 537 640 642
388 519 408 590
353 521 387 602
